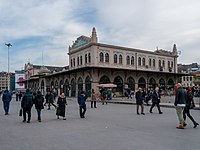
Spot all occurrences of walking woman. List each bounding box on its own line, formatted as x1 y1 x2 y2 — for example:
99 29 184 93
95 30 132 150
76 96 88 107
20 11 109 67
91 89 97 108
183 87 199 128
56 92 67 120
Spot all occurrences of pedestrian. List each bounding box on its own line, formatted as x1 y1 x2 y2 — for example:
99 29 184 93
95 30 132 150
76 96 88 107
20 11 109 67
127 88 132 99
33 91 44 122
174 83 187 129
19 92 22 101
149 87 163 114
77 91 87 118
21 89 33 123
2 88 12 115
101 88 107 105
91 89 97 108
135 87 145 115
45 91 57 110
16 91 19 101
56 92 67 120
183 87 199 128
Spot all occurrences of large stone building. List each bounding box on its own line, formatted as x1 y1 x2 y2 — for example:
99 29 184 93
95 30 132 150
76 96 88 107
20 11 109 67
25 27 182 97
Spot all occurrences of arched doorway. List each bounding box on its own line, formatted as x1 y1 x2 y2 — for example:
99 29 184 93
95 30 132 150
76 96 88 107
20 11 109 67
127 77 135 91
78 77 83 96
149 78 156 90
113 76 123 94
99 75 111 84
41 80 45 95
71 78 76 97
59 80 63 93
85 76 91 97
65 79 69 97
51 81 54 90
159 78 165 90
55 80 58 96
138 77 146 90
167 79 175 89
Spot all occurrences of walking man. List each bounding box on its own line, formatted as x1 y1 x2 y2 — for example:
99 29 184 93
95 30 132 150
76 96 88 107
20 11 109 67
149 87 163 114
135 87 145 115
78 91 87 118
91 89 97 108
33 91 44 122
21 89 33 123
45 91 56 110
174 83 186 129
2 88 12 115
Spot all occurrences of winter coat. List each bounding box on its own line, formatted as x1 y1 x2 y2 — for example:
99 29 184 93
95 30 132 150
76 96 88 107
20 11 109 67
152 91 161 104
174 87 186 106
21 92 33 108
78 94 87 106
135 91 144 105
56 96 67 117
33 93 44 109
45 93 54 103
91 92 96 101
2 90 12 102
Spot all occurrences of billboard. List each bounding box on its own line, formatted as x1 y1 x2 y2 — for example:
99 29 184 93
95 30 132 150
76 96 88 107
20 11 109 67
15 71 25 90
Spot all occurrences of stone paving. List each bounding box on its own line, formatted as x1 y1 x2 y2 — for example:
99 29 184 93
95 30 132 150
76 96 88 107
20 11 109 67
0 97 200 150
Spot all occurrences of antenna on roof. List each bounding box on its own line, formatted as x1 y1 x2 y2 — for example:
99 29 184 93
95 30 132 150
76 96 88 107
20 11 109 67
42 50 44 66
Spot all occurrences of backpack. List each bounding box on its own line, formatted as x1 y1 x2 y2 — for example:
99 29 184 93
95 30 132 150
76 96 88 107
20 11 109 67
36 95 44 106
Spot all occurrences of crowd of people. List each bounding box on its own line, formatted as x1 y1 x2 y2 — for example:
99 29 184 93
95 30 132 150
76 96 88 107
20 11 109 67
1 83 199 129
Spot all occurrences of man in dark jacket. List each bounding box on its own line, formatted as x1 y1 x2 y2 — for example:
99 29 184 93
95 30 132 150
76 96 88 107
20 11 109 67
21 89 33 123
2 89 12 115
78 91 87 118
135 87 145 115
174 83 186 129
33 91 44 122
45 91 56 110
149 87 163 114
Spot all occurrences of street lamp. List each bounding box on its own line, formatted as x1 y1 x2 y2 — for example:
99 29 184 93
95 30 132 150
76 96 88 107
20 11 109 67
5 43 12 91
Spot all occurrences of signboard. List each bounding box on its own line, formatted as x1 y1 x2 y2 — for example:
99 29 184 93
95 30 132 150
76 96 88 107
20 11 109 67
15 73 25 90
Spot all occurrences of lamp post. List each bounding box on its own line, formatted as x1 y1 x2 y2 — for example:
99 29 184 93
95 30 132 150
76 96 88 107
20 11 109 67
5 43 12 91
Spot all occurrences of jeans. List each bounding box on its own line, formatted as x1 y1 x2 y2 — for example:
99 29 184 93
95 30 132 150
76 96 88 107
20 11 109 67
91 101 97 108
3 101 10 113
183 106 197 125
23 107 32 122
175 106 185 125
36 109 42 121
79 105 86 118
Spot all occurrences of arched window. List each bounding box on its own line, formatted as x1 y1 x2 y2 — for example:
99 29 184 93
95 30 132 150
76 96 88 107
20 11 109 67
153 59 155 67
126 56 130 65
71 78 76 97
131 56 134 65
138 77 146 90
159 60 161 67
73 58 75 67
78 77 83 95
80 56 82 65
88 53 91 63
77 57 79 66
162 60 165 67
168 61 170 68
99 75 111 84
183 76 186 81
186 76 189 81
85 54 87 63
149 58 152 66
119 54 122 64
171 61 173 68
65 79 69 96
127 77 135 90
100 52 104 62
138 57 141 66
105 53 109 62
85 76 91 97
71 59 73 67
114 54 117 63
190 76 192 81
142 58 145 66
113 76 123 93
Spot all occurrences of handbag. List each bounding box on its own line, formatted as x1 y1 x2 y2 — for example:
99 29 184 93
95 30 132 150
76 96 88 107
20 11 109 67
19 109 22 117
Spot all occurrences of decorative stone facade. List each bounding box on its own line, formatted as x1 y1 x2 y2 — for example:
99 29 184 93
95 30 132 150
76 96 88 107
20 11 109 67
26 27 182 97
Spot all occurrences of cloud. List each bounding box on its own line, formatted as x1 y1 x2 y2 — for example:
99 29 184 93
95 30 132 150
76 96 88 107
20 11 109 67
0 0 200 72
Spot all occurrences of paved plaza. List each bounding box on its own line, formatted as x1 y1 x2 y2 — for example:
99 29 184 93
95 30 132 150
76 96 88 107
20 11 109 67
0 98 200 150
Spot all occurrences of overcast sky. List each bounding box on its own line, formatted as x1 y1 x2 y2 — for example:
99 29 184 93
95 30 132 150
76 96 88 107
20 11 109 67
0 0 200 72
